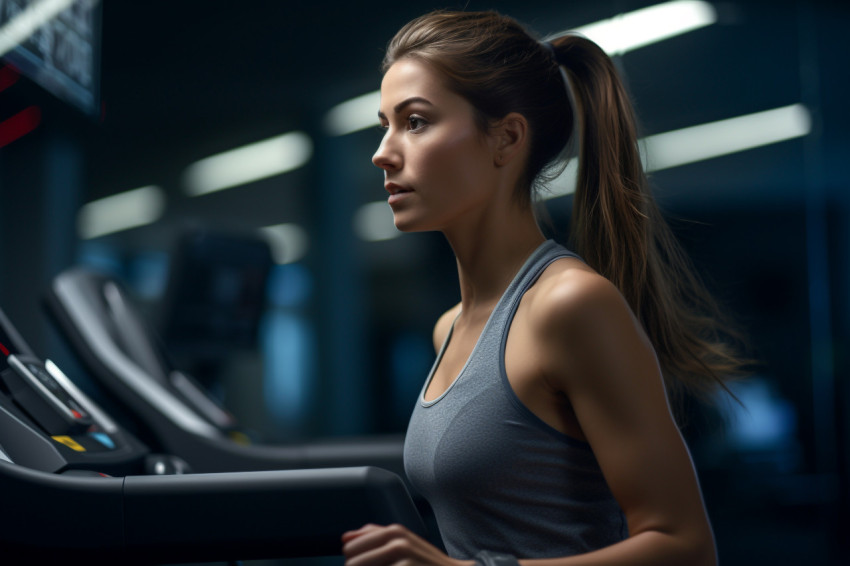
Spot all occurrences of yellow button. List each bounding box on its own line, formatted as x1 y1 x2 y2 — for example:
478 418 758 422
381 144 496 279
227 430 252 445
51 436 86 452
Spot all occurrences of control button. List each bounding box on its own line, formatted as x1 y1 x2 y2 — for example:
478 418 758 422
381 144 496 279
51 435 86 452
89 432 116 450
145 454 191 475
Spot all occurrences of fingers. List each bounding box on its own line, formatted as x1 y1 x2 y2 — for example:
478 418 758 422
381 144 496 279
342 523 411 556
342 523 382 544
341 524 431 566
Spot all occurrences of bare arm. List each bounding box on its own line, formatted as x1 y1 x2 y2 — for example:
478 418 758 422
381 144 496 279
525 269 716 566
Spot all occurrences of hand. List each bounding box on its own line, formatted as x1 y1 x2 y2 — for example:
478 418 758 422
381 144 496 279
342 523 472 566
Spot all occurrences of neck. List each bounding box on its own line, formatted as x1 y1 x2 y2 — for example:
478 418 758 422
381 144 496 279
443 206 545 316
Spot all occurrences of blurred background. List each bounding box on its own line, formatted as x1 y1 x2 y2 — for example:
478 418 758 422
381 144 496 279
0 0 847 564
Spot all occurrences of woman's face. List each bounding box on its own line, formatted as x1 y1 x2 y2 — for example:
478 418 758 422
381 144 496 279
373 58 499 232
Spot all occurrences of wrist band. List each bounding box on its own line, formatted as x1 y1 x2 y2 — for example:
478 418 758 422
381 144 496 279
474 550 520 566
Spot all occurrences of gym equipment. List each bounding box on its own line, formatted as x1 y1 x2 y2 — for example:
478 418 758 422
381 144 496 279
46 266 406 476
0 307 424 564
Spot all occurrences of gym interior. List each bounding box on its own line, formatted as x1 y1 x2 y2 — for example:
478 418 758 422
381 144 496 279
0 1 847 564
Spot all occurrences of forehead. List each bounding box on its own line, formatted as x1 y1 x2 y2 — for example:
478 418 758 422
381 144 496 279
379 58 465 112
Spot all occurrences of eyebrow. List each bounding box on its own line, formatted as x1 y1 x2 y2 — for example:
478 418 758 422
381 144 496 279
377 96 434 120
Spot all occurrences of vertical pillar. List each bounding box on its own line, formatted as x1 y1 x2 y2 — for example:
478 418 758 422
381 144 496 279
798 2 835 479
0 125 82 355
309 133 373 436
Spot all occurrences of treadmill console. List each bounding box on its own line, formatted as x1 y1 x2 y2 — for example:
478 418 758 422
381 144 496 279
0 310 149 475
0 307 426 563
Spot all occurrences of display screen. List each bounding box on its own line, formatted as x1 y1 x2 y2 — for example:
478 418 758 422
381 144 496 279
0 0 101 115
160 230 274 359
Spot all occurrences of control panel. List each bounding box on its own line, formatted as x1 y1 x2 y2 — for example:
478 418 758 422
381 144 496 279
0 309 149 475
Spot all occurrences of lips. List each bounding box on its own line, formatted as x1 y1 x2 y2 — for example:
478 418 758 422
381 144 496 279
385 182 413 205
385 182 412 196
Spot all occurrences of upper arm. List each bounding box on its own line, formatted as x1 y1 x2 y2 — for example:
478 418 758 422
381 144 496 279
533 273 714 549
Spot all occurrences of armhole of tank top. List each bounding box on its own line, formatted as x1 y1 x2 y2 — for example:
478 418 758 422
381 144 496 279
499 251 593 449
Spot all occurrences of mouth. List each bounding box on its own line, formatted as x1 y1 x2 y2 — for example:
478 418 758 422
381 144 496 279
385 182 412 196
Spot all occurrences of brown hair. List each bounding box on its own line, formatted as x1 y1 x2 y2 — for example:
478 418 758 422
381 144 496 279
383 11 746 408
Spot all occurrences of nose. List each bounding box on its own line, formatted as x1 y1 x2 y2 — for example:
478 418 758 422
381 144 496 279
372 130 401 172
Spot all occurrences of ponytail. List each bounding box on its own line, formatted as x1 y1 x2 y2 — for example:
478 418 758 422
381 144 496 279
551 36 745 407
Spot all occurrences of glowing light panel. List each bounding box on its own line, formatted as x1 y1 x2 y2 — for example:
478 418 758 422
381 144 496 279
77 185 165 239
260 223 309 264
641 104 812 171
353 200 400 242
324 90 382 137
568 0 717 55
183 131 313 196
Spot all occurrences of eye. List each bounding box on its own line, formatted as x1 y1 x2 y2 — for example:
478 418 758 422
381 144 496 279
407 114 428 132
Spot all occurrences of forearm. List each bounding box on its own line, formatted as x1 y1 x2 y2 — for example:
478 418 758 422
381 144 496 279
519 529 717 566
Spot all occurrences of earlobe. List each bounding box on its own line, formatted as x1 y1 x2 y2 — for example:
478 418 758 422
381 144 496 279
492 112 528 167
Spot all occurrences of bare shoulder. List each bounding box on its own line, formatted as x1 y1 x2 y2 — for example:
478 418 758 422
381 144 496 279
525 258 655 393
526 258 634 336
432 302 461 353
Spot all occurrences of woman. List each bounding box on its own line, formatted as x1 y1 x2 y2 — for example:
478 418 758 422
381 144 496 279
343 10 742 566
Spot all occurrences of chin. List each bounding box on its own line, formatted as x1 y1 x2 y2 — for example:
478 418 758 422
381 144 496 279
391 213 427 233
393 222 424 233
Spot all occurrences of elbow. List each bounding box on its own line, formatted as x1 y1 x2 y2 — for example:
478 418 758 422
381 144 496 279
693 535 718 566
636 521 717 565
682 524 718 566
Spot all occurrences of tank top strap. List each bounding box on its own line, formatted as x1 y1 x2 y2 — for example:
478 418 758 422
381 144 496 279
486 240 581 338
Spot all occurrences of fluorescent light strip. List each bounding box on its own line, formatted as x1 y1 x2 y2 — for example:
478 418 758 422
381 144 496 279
545 103 812 199
353 201 400 242
259 223 309 264
324 90 382 137
567 0 716 55
641 103 812 171
324 1 716 136
0 0 77 58
183 131 313 196
77 185 165 239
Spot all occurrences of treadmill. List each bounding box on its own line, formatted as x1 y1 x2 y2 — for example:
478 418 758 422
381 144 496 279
0 307 425 564
45 265 407 477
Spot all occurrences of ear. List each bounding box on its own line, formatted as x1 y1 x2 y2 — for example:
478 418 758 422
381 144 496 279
490 112 529 167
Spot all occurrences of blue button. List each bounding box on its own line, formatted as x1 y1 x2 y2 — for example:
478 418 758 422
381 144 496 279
89 432 115 450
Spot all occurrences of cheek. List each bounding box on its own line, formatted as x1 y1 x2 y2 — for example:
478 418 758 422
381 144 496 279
417 128 489 184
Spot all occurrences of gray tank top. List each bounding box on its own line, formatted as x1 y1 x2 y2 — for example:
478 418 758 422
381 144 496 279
404 240 627 559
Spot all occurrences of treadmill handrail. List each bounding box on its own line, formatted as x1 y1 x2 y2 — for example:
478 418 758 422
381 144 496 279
0 461 425 562
52 271 223 440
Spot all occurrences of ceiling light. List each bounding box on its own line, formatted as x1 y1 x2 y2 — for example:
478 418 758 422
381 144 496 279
77 185 165 239
183 131 313 196
641 103 812 171
353 201 400 242
567 0 716 55
543 104 812 199
259 223 309 264
324 90 382 137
